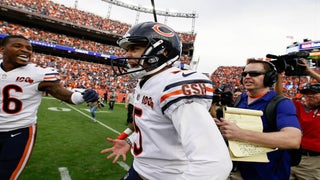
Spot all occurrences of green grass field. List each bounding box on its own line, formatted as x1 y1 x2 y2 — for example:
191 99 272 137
19 97 133 180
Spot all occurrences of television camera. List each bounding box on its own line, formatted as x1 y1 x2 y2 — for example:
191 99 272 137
266 51 310 76
212 88 233 119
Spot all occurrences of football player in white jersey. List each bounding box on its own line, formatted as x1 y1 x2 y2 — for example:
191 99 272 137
101 22 232 180
0 35 99 179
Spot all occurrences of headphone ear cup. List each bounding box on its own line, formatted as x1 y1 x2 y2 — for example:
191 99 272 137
264 70 277 87
264 61 278 87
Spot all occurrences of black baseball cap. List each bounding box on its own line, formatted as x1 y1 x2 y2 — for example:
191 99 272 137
300 83 320 94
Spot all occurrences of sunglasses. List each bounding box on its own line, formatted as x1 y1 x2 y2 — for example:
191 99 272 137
241 71 266 77
300 84 320 95
309 85 320 90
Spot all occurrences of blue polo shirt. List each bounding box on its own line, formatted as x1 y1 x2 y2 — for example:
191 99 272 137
236 91 300 180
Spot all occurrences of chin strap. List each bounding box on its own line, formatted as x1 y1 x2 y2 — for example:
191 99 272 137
127 55 179 79
143 55 179 76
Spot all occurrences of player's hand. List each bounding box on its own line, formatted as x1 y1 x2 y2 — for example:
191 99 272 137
100 138 130 164
82 89 99 102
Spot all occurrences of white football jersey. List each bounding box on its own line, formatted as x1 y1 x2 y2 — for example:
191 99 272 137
0 61 59 131
129 67 232 179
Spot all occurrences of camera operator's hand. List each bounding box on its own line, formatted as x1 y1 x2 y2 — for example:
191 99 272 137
297 58 312 73
297 58 320 82
297 58 312 74
297 58 308 68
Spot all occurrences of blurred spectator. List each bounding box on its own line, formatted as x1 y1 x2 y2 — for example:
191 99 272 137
108 90 117 110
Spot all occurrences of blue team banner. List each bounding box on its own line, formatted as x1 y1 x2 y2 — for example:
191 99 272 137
0 34 119 59
299 41 320 51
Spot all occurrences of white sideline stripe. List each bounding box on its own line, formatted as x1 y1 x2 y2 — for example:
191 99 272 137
58 167 72 180
117 161 130 171
64 103 120 134
43 97 120 134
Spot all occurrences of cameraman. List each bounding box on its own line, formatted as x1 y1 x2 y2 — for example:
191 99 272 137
276 58 320 180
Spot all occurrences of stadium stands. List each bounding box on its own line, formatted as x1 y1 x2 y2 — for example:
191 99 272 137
0 0 194 102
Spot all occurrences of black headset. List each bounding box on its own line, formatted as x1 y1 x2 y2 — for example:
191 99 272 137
241 61 277 87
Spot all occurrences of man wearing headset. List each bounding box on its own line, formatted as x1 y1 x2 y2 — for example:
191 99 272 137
215 59 301 180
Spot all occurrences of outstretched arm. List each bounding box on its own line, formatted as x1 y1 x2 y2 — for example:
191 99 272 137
39 81 99 104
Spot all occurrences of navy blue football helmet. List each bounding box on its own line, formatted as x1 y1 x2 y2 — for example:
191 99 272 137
111 22 182 78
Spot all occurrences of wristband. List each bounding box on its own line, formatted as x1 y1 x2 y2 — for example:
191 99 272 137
124 128 133 134
71 92 85 105
117 132 129 140
125 138 132 146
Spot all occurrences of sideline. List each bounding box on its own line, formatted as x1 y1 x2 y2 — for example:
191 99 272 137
63 103 130 171
58 167 72 180
42 97 131 177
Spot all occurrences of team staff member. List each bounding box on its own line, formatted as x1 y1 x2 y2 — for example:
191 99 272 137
215 59 301 180
0 35 99 179
276 59 320 179
101 22 232 180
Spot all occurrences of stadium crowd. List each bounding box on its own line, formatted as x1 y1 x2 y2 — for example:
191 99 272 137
0 0 196 43
0 20 192 101
0 0 199 103
0 20 126 57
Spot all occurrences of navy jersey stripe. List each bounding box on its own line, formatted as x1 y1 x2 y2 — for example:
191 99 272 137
44 72 59 76
161 95 213 114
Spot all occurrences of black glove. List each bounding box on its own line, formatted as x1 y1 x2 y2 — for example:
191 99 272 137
82 89 99 102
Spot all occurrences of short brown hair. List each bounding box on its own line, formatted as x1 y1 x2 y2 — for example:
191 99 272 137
246 59 274 72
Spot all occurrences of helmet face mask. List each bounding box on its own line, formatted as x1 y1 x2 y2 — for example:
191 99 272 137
111 22 182 79
110 56 158 79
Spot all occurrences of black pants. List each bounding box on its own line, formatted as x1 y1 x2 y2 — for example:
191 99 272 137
127 104 134 124
0 125 37 179
121 166 143 180
109 100 115 110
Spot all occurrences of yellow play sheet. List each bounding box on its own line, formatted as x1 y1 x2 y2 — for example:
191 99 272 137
223 107 277 162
